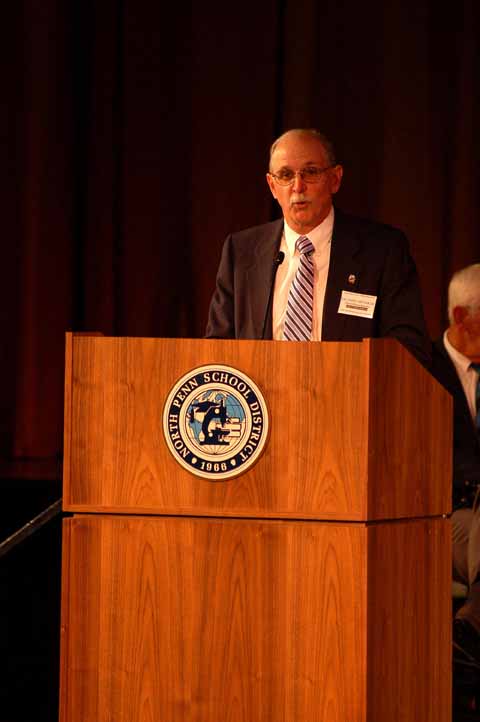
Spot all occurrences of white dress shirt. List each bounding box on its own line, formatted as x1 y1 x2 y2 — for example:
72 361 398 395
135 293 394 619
272 207 334 341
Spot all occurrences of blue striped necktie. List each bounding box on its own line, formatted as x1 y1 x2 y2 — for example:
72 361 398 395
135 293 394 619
470 363 480 432
284 236 315 341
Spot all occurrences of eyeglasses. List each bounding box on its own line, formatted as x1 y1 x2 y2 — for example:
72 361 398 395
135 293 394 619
269 165 334 186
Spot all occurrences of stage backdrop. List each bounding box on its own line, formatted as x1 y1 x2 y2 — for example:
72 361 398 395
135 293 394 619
1 0 479 471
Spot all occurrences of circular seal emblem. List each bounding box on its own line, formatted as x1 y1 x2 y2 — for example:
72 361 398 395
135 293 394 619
163 364 269 480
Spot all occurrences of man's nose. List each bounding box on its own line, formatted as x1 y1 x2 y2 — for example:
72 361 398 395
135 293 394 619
292 171 307 192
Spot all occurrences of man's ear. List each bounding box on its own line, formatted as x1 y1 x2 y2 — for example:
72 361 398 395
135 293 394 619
330 164 343 195
452 305 469 325
266 173 277 199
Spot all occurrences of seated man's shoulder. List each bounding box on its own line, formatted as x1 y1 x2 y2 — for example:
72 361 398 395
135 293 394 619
429 338 466 399
431 336 457 372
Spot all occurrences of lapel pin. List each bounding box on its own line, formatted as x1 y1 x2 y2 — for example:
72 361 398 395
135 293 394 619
348 274 356 285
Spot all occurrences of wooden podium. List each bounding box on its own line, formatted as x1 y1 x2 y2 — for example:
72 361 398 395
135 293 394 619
59 334 452 722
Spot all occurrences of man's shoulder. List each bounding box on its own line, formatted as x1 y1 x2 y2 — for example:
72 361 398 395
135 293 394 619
432 336 447 355
431 336 459 389
228 218 283 243
333 208 407 244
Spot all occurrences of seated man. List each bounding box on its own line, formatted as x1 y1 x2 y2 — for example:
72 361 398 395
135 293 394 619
431 263 480 666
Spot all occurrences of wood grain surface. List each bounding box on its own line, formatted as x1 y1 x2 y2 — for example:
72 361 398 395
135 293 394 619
59 514 450 722
60 515 366 722
63 335 452 520
367 338 452 519
366 517 451 721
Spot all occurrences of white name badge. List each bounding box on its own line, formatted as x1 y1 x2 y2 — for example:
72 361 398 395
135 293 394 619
338 290 377 318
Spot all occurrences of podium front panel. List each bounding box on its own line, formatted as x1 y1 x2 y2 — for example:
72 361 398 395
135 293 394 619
63 335 451 521
59 514 450 722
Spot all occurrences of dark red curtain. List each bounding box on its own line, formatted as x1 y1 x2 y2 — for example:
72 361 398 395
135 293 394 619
1 0 479 471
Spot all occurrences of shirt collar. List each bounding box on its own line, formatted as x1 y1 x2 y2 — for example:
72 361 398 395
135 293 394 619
283 206 334 257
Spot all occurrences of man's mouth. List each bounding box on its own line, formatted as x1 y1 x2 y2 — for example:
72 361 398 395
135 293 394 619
291 196 309 208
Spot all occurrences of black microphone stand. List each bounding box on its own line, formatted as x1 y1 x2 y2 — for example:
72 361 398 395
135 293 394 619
261 251 285 339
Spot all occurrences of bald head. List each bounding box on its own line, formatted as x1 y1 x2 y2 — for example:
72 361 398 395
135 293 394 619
269 129 336 171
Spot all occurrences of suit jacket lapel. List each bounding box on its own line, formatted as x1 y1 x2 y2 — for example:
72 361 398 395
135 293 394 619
246 219 283 339
322 209 362 340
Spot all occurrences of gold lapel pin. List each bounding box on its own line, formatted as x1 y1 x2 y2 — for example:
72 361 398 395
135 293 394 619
348 274 356 285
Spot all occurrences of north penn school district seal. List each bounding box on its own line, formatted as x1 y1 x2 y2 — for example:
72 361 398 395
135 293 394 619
163 365 269 480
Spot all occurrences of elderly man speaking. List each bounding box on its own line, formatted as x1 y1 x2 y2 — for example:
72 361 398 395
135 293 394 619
206 128 430 366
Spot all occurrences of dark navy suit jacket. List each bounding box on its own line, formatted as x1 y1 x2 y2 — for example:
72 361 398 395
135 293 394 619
431 337 480 508
205 208 430 365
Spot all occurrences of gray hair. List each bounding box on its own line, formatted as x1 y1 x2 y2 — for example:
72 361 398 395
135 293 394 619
269 128 337 170
448 263 480 323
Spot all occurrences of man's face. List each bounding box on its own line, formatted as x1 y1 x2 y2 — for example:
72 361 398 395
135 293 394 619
451 305 480 362
266 133 343 234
